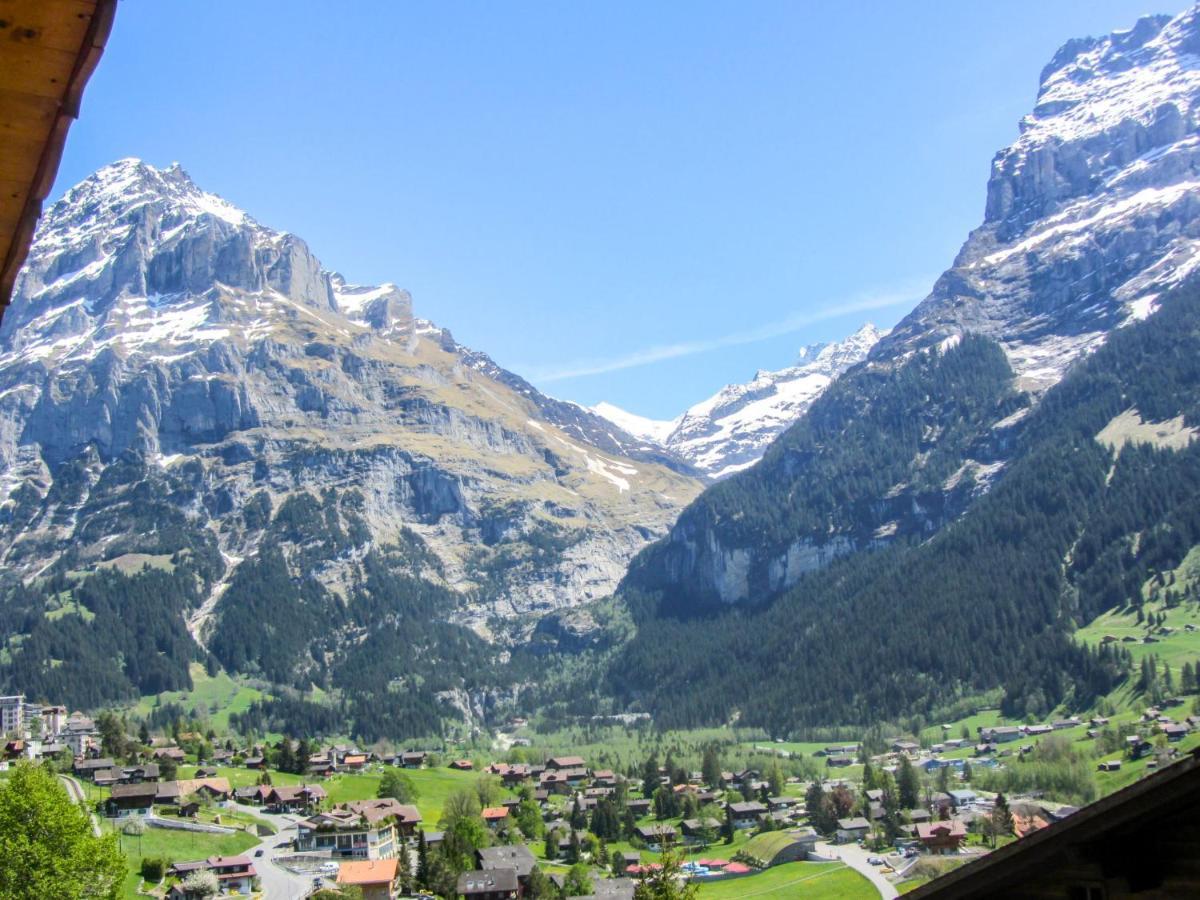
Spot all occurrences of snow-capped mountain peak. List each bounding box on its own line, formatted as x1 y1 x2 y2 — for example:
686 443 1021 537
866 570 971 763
589 402 677 444
592 322 885 478
879 7 1200 389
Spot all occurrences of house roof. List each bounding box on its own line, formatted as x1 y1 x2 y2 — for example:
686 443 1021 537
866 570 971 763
482 806 509 820
0 0 117 316
109 783 158 801
458 868 518 894
917 821 967 840
338 858 398 886
342 798 419 824
729 801 767 815
478 844 536 877
837 817 871 830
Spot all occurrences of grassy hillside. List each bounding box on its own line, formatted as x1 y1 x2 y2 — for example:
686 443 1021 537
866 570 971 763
695 862 875 898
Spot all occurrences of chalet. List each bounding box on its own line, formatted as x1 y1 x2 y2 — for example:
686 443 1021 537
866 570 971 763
337 858 398 900
209 748 234 764
948 790 978 809
556 830 590 853
450 759 474 771
295 799 420 860
168 856 256 897
592 769 617 787
634 824 678 850
482 806 510 829
547 755 586 770
156 778 233 805
121 763 160 783
1163 723 1190 742
1126 735 1153 759
680 817 721 844
827 755 854 768
1052 717 1081 730
193 767 217 778
243 756 266 770
93 767 124 787
399 751 428 769
819 744 859 757
732 768 760 785
152 746 186 763
728 801 768 829
235 784 271 805
908 808 932 824
1025 724 1053 737
104 783 158 818
980 726 1021 744
488 763 532 785
477 844 536 889
265 784 327 813
892 740 920 754
458 868 518 899
73 757 115 781
836 817 872 843
917 820 967 855
626 798 651 816
340 753 368 772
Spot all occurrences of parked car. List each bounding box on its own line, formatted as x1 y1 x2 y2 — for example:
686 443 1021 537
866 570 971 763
254 849 264 858
867 856 884 866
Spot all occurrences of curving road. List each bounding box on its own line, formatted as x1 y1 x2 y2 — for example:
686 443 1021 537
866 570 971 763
59 774 100 837
814 840 899 899
240 807 319 900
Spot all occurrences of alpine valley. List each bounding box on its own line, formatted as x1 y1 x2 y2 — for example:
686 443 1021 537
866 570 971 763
5 7 1200 750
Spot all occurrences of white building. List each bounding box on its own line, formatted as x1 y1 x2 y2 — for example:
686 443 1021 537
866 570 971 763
0 695 25 737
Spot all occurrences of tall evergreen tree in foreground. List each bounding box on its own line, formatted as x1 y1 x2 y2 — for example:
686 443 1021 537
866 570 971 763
0 764 124 899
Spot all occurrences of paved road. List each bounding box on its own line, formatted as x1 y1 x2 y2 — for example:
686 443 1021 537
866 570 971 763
815 841 899 899
59 774 100 837
241 808 318 900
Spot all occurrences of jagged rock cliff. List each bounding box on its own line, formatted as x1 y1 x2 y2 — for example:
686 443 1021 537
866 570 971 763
0 159 703 635
879 11 1200 387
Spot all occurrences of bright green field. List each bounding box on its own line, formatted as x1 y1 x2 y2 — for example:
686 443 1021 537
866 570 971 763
132 663 267 734
695 862 875 898
176 764 306 789
323 766 501 826
106 822 257 900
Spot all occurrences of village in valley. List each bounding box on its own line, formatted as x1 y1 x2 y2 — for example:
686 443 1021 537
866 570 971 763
4 682 1200 900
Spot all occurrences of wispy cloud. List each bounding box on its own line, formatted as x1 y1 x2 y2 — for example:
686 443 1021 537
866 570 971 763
525 276 932 383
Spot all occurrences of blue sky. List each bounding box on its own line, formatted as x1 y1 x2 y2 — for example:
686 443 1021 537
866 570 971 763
55 1 1188 419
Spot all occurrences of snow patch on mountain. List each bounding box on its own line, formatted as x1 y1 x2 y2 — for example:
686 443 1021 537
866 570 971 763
592 323 884 478
877 7 1200 390
589 402 676 444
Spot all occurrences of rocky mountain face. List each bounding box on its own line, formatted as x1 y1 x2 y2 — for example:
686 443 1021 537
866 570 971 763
0 159 703 655
879 10 1200 388
592 323 884 478
621 8 1200 608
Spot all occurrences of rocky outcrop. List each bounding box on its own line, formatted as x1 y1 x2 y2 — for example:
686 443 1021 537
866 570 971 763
878 10 1200 389
0 159 703 633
